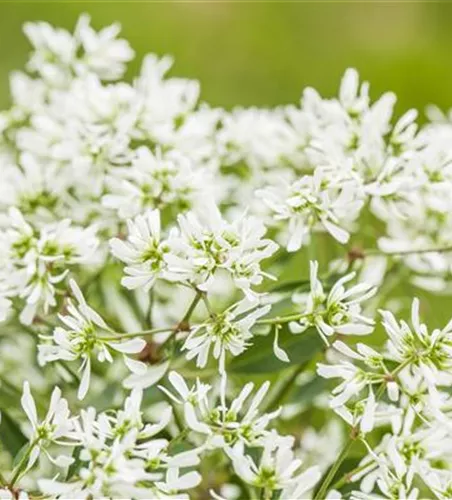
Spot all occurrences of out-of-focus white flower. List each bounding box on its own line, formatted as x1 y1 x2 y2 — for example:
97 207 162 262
24 14 133 86
0 207 99 324
103 147 210 219
257 169 364 251
74 14 134 80
0 295 11 322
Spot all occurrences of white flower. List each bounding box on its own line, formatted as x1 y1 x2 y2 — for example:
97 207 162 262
218 107 297 169
103 147 209 219
161 372 278 448
134 54 200 143
227 432 321 497
74 14 134 80
0 207 99 324
38 279 146 399
381 298 452 394
21 381 75 470
183 299 271 372
165 201 278 299
257 169 364 251
290 260 376 343
24 14 133 86
110 209 171 292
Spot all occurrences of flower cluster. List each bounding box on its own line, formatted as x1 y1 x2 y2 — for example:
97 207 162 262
110 204 278 299
0 207 98 324
3 15 452 500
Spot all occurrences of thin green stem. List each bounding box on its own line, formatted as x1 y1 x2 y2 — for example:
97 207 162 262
102 292 204 342
314 438 355 500
147 289 154 329
331 461 373 490
201 293 214 317
256 312 306 325
180 291 203 326
9 438 39 487
376 356 413 400
101 326 175 341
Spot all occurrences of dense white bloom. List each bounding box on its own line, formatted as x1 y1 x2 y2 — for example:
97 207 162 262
111 204 277 299
0 207 99 324
380 298 452 396
24 15 133 86
257 169 364 251
37 388 201 499
218 107 297 170
5 14 452 500
165 201 278 298
103 147 209 219
160 372 279 448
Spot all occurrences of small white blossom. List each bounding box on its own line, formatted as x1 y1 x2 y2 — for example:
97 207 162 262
110 209 171 292
38 279 146 399
257 169 364 251
227 432 321 497
290 260 376 343
183 299 271 372
21 381 75 470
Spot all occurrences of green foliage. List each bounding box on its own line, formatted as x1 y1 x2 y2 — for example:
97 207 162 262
230 326 323 373
0 410 27 458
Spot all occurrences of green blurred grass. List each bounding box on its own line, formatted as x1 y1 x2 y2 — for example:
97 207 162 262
0 2 452 115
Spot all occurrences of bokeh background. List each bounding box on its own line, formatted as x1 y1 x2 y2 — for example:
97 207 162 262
1 1 452 117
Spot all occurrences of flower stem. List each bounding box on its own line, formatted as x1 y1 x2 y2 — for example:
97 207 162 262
264 362 307 412
256 312 306 325
9 438 39 488
180 290 204 326
376 356 413 399
330 461 373 491
314 438 355 500
101 326 175 341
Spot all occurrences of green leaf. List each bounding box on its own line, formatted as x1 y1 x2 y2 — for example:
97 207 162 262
268 279 311 294
66 446 82 480
229 326 323 373
290 374 329 404
0 410 28 458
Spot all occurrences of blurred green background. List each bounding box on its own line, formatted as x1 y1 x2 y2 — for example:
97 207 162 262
0 1 452 114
